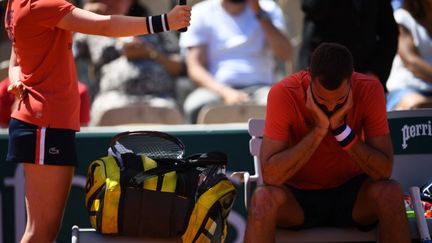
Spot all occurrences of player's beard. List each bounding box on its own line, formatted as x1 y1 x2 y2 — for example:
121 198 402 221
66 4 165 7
312 92 348 117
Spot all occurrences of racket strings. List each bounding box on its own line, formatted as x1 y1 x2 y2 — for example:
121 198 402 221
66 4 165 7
114 133 184 159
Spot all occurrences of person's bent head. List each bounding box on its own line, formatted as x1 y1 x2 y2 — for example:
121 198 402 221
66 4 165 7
309 43 353 116
222 0 248 15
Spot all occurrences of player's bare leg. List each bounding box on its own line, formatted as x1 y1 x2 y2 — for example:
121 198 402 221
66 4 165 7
353 179 410 243
20 164 74 243
244 186 304 243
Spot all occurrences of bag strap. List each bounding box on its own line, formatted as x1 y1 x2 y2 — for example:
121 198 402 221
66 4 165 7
186 151 227 165
128 152 227 187
128 160 184 188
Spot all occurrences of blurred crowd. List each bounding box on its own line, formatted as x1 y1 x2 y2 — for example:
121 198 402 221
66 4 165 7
1 0 431 127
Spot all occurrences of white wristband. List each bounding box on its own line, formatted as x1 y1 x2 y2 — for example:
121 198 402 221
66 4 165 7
334 125 352 142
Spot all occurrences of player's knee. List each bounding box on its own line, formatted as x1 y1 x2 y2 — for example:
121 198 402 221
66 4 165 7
370 180 404 207
249 186 285 220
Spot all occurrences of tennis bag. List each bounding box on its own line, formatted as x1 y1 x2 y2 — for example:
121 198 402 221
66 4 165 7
84 131 237 242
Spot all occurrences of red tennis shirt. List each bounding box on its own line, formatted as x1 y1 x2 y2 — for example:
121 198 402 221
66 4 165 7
264 70 389 190
5 0 79 130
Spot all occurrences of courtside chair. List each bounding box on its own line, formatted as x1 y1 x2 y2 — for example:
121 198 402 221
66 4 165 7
231 108 432 242
387 109 432 192
196 103 266 124
93 102 185 126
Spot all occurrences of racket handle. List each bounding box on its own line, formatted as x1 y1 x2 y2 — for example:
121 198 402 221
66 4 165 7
410 186 432 241
178 0 188 32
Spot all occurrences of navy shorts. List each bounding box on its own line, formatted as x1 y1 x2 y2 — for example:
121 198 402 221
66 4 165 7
287 174 376 231
6 118 78 166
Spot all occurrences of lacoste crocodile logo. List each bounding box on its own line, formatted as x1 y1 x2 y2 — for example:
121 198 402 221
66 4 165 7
49 147 60 155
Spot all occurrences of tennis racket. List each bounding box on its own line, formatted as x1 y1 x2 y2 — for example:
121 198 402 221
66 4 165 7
110 131 185 160
421 179 432 203
409 186 432 243
178 0 188 32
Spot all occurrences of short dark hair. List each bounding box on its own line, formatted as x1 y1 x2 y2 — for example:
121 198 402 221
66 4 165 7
309 42 353 90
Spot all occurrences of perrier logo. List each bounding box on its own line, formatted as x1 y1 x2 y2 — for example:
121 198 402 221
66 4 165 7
401 120 432 149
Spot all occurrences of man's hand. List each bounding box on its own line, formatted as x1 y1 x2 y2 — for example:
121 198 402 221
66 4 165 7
7 80 27 100
306 86 329 132
329 90 353 129
121 38 155 60
220 86 250 105
167 5 192 31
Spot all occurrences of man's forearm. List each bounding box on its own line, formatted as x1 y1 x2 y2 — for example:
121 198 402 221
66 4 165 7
346 139 393 180
258 17 292 62
187 61 228 95
154 54 184 76
407 57 432 83
262 127 327 185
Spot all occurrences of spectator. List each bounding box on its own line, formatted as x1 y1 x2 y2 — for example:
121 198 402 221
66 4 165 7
180 0 292 123
297 0 399 91
0 78 15 128
0 1 11 80
0 78 90 127
386 0 432 110
4 0 190 242
74 0 186 125
244 43 410 243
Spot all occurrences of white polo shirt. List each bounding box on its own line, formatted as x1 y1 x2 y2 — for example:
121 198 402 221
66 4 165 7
179 0 287 87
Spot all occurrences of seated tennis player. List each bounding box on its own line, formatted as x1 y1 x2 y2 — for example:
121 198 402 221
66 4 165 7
244 42 410 243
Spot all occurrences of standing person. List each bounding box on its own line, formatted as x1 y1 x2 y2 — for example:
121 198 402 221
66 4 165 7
4 1 191 242
297 0 399 91
386 0 432 110
179 0 292 123
244 43 410 243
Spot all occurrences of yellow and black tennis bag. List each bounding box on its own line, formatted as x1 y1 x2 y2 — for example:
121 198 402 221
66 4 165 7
84 131 236 242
